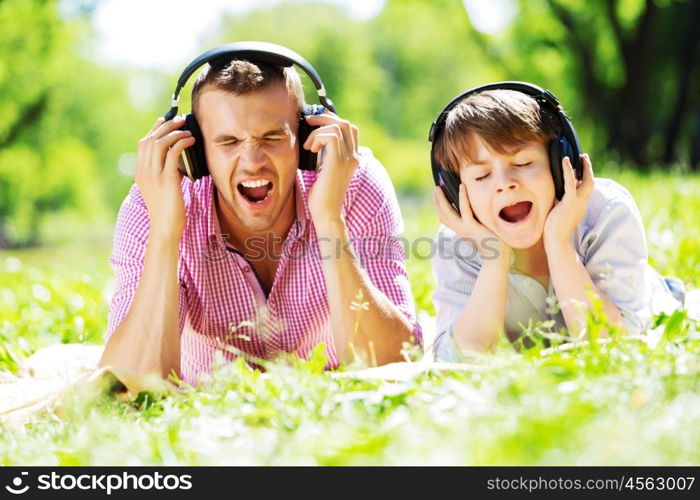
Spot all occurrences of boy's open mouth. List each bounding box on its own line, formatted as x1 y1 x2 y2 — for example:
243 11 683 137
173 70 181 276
237 180 273 204
499 201 533 223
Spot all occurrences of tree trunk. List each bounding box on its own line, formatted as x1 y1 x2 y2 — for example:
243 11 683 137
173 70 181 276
0 223 10 249
691 114 700 171
662 1 700 164
610 0 658 168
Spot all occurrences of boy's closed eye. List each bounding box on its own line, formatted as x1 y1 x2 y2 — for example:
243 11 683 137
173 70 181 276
473 162 533 181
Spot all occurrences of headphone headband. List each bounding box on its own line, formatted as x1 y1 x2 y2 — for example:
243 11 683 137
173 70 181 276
164 41 335 120
428 81 561 143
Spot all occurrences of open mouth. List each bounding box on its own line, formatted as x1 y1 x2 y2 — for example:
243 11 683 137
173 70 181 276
499 201 533 224
237 180 273 204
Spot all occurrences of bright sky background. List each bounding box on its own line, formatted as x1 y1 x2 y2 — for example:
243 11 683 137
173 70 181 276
82 0 515 113
90 0 386 71
87 0 514 71
463 0 516 35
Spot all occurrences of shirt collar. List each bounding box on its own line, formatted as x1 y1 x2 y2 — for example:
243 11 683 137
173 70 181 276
292 169 312 238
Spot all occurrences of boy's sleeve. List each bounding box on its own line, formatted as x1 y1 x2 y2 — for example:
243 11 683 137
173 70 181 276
431 226 482 361
106 184 187 342
579 188 655 336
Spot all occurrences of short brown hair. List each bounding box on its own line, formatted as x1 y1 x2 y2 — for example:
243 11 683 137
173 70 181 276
191 59 305 117
433 89 561 174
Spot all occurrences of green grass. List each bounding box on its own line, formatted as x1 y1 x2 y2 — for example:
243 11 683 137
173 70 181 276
0 168 699 465
0 241 111 372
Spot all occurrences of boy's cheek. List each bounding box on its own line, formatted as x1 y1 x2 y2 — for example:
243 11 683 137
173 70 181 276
536 171 557 205
475 210 498 233
470 194 492 222
468 199 486 221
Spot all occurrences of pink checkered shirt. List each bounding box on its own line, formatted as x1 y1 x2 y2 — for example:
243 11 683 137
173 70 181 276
106 149 422 385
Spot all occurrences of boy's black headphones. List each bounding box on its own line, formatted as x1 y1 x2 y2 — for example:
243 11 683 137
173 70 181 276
163 41 336 180
428 81 582 214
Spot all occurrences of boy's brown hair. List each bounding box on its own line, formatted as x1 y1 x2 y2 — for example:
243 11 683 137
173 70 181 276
191 59 305 117
433 89 562 174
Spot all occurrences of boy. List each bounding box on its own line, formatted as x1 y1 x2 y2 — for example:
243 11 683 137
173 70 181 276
429 84 683 359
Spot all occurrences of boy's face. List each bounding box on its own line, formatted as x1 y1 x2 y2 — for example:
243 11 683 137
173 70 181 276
459 133 556 249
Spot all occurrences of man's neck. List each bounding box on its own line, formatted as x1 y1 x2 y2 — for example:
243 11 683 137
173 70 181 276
215 189 297 257
513 236 550 290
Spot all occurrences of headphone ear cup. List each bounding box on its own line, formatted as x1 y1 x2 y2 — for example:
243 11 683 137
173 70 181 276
178 114 208 180
298 105 319 171
560 133 583 182
439 169 462 215
549 136 565 200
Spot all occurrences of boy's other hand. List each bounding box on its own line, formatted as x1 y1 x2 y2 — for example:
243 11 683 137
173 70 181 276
544 154 594 251
434 183 511 260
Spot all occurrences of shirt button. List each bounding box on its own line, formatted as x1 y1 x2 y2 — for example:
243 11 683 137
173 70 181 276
243 266 251 272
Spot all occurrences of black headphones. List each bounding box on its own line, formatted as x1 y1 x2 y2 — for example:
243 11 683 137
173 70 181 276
428 81 582 214
163 41 336 180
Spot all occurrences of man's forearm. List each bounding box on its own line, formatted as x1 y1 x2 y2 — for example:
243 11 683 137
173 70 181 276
100 236 181 378
315 218 414 366
452 253 511 352
546 241 623 337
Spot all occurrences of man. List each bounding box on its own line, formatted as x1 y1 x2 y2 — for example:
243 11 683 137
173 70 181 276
100 55 421 385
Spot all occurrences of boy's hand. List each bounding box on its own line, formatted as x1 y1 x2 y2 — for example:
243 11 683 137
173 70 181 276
434 183 510 260
544 154 594 251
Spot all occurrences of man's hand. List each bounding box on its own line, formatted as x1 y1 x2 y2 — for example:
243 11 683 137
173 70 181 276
303 110 360 225
135 116 195 243
101 115 193 379
543 154 594 251
434 182 511 261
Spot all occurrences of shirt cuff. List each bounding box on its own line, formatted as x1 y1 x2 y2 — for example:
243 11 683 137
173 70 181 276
433 324 468 362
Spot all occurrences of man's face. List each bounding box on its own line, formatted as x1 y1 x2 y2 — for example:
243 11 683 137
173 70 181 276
197 83 299 233
459 133 556 249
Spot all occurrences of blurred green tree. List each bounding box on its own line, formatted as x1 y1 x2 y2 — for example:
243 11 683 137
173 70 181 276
204 0 496 192
4 0 697 250
470 0 700 169
0 0 148 248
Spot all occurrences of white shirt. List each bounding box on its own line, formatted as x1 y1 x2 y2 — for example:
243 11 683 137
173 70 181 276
432 177 682 361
